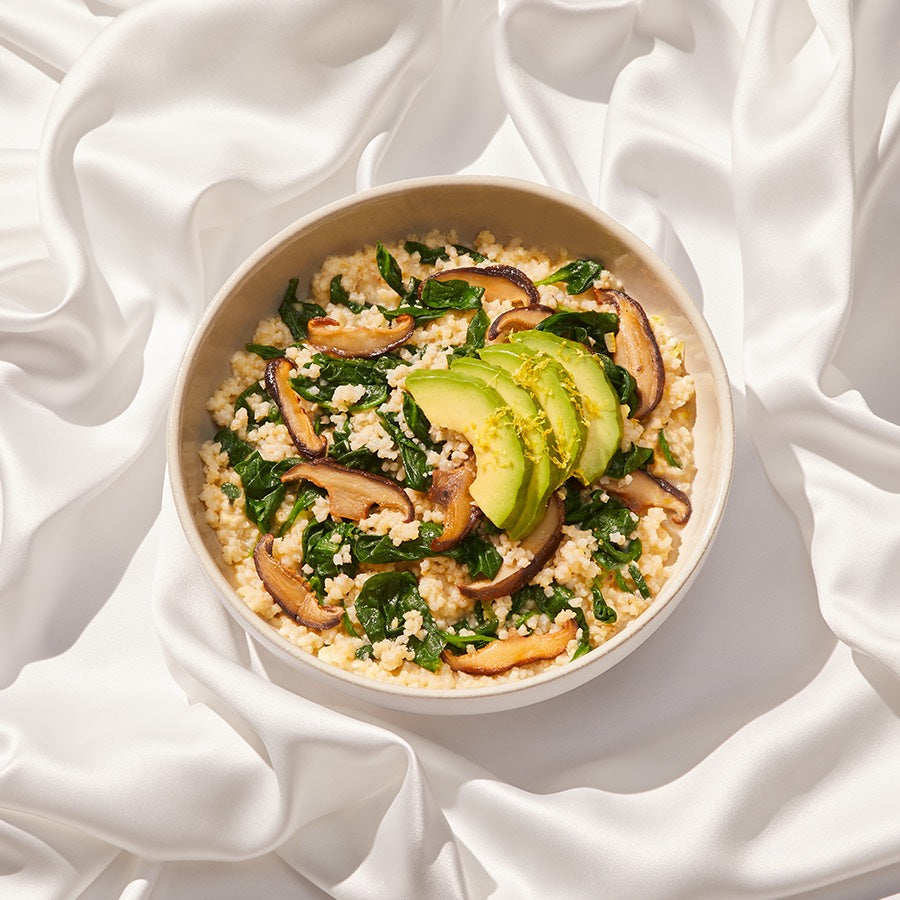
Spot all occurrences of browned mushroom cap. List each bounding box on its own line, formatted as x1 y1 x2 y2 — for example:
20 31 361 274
254 534 343 630
460 492 564 601
307 314 415 359
428 265 540 306
281 458 414 522
603 469 691 525
597 289 665 419
265 358 327 458
442 619 577 675
486 305 554 342
428 457 481 552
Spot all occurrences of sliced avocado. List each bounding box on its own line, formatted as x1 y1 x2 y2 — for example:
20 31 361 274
479 343 585 489
511 330 622 484
449 357 553 540
404 370 530 530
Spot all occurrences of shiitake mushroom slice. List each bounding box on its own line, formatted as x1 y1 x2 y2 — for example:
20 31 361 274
281 459 414 523
307 314 415 358
254 534 343 630
460 493 564 601
442 619 576 675
486 305 554 342
428 456 481 552
596 289 665 420
265 358 327 458
427 265 540 306
603 469 691 525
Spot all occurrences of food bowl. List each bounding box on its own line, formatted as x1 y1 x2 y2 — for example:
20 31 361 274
167 176 734 715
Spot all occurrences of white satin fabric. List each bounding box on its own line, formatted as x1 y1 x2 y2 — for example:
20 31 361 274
2 0 899 896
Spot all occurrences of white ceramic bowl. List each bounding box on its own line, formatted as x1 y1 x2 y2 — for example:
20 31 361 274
168 176 734 715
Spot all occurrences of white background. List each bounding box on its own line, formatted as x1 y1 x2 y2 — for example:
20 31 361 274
1 0 899 897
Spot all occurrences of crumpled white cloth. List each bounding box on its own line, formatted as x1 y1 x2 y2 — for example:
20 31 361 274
2 0 899 896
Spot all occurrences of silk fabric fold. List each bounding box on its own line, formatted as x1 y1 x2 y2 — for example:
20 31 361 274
2 1 899 896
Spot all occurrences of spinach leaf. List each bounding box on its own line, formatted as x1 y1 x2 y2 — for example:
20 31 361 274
290 353 399 413
472 599 497 629
276 485 323 538
329 274 364 313
301 519 359 598
536 309 618 348
233 382 262 423
402 241 487 265
234 453 302 534
594 533 642 571
355 521 462 566
245 343 284 360
509 583 541 619
604 444 653 479
402 393 433 445
441 631 496 651
535 583 575 618
278 277 326 341
354 571 445 671
376 243 422 310
564 488 642 570
445 533 503 580
508 582 589 657
453 244 486 263
379 262 484 324
354 521 501 580
234 381 281 428
221 483 240 503
419 278 483 312
408 627 447 672
355 643 375 660
354 524 436 565
403 240 449 265
376 243 407 296
329 421 384 475
597 353 639 415
452 308 490 359
628 563 651 599
591 581 617 623
342 610 360 639
379 412 431 491
449 601 499 649
657 430 681 468
380 303 443 324
535 259 603 294
509 583 576 625
214 427 253 466
570 607 592 659
355 571 418 642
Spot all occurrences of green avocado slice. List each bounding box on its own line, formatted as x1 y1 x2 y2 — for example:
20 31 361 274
449 357 553 540
479 343 585 489
510 330 622 484
404 370 530 530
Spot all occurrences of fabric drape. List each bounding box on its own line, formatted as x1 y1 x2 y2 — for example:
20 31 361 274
1 1 899 896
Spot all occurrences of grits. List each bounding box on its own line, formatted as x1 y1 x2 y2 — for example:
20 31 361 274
200 231 696 689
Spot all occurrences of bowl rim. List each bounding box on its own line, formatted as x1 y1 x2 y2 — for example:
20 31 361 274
166 174 735 711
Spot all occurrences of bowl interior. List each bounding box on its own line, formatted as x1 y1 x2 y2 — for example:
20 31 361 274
169 177 733 715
